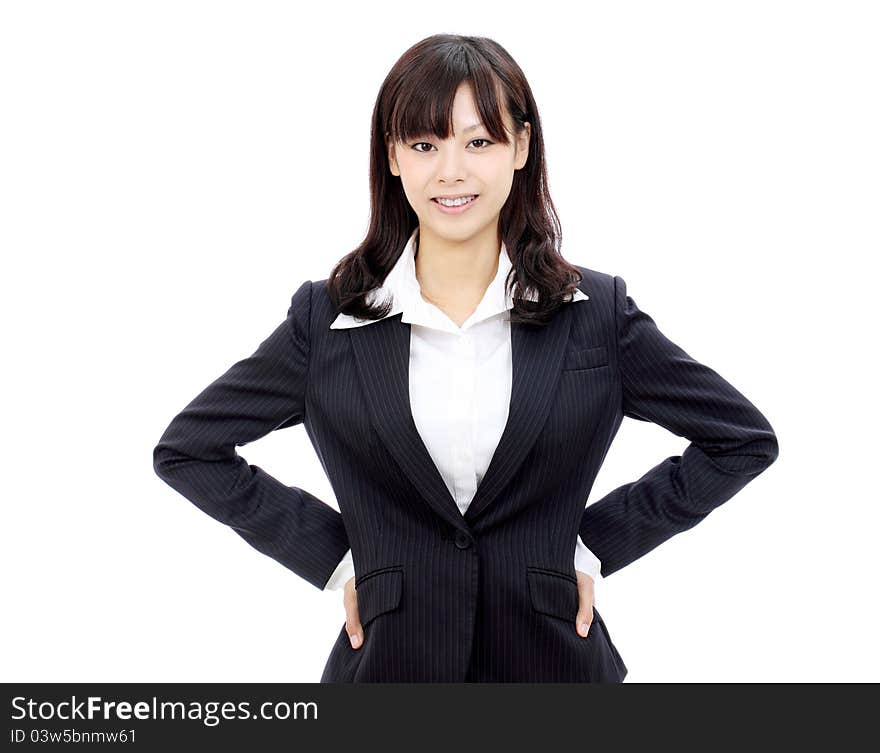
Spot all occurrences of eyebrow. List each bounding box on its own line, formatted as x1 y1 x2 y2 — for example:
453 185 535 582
410 122 485 140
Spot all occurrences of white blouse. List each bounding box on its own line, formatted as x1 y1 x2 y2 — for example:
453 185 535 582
325 228 602 590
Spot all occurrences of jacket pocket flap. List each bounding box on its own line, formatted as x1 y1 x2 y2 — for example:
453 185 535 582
527 567 579 622
563 344 609 371
355 567 403 627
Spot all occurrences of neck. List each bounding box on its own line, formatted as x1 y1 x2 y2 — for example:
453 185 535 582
414 225 501 304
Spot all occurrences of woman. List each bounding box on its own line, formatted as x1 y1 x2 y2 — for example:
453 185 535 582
153 34 779 683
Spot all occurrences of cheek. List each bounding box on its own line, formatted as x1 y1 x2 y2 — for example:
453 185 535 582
485 164 515 196
397 178 426 210
399 173 433 204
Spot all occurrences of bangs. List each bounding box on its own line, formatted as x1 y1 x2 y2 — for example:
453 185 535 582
385 49 514 146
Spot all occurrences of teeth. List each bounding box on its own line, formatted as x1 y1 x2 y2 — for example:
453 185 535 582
436 195 476 207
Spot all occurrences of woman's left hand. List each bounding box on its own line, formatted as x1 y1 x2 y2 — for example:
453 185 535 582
575 570 595 638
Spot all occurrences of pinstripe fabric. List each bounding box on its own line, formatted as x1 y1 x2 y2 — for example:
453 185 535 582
153 266 778 683
323 228 601 590
577 275 780 577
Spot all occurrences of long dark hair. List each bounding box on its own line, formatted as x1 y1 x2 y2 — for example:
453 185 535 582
326 33 584 327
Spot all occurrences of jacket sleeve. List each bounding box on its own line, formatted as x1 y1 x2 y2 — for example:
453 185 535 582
578 275 779 577
152 280 351 591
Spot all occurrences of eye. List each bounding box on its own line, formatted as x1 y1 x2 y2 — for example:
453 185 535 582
410 138 494 153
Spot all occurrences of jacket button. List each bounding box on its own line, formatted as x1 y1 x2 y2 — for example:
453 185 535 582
454 531 472 549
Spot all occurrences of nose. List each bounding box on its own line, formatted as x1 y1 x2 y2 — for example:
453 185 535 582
435 146 468 184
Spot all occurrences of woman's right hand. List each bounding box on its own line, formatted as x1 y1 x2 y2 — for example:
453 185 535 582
344 576 363 649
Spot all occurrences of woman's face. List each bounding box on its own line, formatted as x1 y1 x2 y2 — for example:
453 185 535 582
387 82 530 244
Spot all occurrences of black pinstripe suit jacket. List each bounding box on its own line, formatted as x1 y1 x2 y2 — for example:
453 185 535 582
152 265 779 682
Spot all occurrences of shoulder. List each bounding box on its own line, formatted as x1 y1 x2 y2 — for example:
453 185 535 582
306 278 336 326
569 263 622 321
282 278 343 351
571 264 615 299
289 278 346 342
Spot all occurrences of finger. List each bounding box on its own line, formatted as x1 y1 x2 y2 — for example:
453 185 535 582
344 579 364 649
575 573 595 638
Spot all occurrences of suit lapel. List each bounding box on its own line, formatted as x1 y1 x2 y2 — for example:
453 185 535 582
348 307 573 533
348 315 465 533
463 309 572 524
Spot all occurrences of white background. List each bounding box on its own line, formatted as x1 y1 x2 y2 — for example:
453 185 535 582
2 1 877 683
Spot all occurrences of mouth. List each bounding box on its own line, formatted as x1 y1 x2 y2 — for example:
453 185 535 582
431 194 480 214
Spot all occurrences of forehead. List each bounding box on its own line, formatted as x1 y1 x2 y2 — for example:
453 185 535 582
388 77 513 143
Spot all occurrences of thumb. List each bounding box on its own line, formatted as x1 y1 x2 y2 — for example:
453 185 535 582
576 604 594 637
344 579 364 649
575 574 595 638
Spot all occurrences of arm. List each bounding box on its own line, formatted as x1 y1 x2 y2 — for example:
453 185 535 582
152 280 351 591
579 275 779 577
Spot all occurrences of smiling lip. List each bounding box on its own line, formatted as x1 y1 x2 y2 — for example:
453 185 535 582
431 194 479 215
